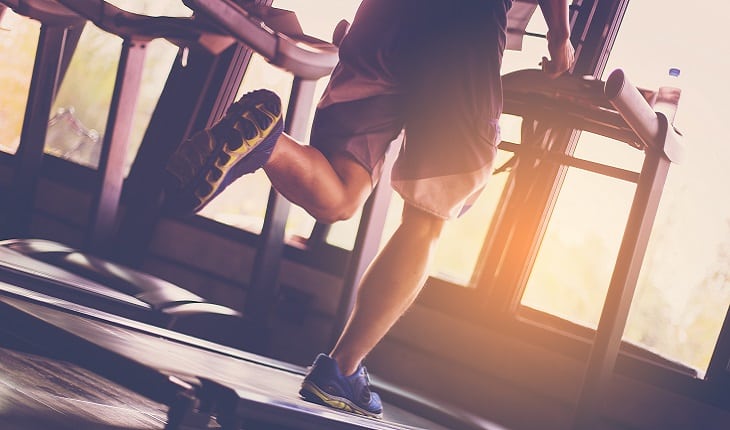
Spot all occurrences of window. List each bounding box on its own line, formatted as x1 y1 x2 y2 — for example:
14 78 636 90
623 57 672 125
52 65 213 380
0 1 191 174
50 1 191 172
0 10 40 154
521 133 639 326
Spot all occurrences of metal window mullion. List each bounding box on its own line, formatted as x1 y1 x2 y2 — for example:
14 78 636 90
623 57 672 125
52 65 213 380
3 24 69 238
496 128 581 314
86 37 147 255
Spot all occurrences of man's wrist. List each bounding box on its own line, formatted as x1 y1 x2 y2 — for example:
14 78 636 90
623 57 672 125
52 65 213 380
547 29 570 45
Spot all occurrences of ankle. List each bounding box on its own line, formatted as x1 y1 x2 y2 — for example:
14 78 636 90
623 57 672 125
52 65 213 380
330 353 359 376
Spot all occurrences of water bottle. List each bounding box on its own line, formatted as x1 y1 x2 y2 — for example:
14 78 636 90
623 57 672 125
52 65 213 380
654 67 682 123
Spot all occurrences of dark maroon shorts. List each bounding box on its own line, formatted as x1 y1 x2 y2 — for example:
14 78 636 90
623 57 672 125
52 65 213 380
311 0 511 218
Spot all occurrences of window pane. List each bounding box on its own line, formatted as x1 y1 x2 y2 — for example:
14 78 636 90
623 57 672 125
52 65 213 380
326 206 364 250
0 11 40 155
48 1 190 172
50 26 119 168
521 156 635 327
519 0 730 375
604 0 730 374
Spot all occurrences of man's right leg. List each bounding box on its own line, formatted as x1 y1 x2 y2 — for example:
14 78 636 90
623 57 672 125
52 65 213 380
264 136 374 224
162 90 374 222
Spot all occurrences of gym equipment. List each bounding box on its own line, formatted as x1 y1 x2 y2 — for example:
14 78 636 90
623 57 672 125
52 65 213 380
0 288 481 430
0 239 248 348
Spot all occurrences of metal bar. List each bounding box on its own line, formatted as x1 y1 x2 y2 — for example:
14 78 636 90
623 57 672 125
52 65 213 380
605 68 684 163
504 143 641 183
243 77 318 351
571 0 630 78
86 37 146 254
547 151 639 182
571 149 672 429
308 222 332 247
706 306 730 392
57 22 84 85
2 24 68 238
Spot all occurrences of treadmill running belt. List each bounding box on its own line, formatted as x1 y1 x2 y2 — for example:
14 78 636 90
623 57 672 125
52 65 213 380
0 295 449 430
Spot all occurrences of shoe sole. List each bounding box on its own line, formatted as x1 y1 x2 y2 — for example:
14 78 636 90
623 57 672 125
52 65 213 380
164 91 282 214
299 380 383 419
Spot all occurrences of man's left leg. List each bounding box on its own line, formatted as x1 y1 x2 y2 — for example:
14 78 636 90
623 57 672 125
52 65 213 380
331 203 445 373
299 203 445 418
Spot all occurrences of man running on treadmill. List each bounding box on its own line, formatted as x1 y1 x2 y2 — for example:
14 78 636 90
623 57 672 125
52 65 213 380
163 0 574 419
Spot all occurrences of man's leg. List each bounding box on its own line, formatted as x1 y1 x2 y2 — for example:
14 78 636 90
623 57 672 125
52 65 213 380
331 203 444 374
263 134 373 224
298 203 444 418
163 90 375 221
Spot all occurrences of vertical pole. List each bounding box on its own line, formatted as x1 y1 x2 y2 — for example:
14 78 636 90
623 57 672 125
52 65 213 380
86 37 147 254
243 77 317 351
3 25 68 238
572 148 672 429
706 306 730 399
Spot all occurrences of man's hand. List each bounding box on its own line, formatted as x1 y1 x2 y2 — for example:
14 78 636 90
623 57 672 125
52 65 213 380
537 0 575 79
541 31 575 79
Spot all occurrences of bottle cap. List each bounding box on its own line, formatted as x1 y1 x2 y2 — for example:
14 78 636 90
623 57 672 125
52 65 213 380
669 67 681 77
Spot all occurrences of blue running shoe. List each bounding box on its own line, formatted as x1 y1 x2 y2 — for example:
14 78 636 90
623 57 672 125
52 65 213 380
299 353 383 419
163 89 283 215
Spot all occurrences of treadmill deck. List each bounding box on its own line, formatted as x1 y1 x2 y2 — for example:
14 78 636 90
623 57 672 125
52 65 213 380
0 290 452 430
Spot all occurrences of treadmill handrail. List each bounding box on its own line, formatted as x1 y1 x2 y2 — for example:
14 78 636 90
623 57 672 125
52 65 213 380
184 0 277 58
183 0 338 80
503 69 643 147
502 69 684 163
53 0 228 45
1 0 84 25
604 68 684 163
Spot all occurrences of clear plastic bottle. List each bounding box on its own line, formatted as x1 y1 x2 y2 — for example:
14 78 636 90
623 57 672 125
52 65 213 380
654 67 682 123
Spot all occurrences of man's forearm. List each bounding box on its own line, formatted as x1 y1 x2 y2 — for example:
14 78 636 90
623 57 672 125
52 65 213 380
537 0 575 77
538 0 571 42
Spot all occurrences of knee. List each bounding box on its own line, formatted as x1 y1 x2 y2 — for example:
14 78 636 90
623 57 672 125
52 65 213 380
400 205 446 242
311 200 361 224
